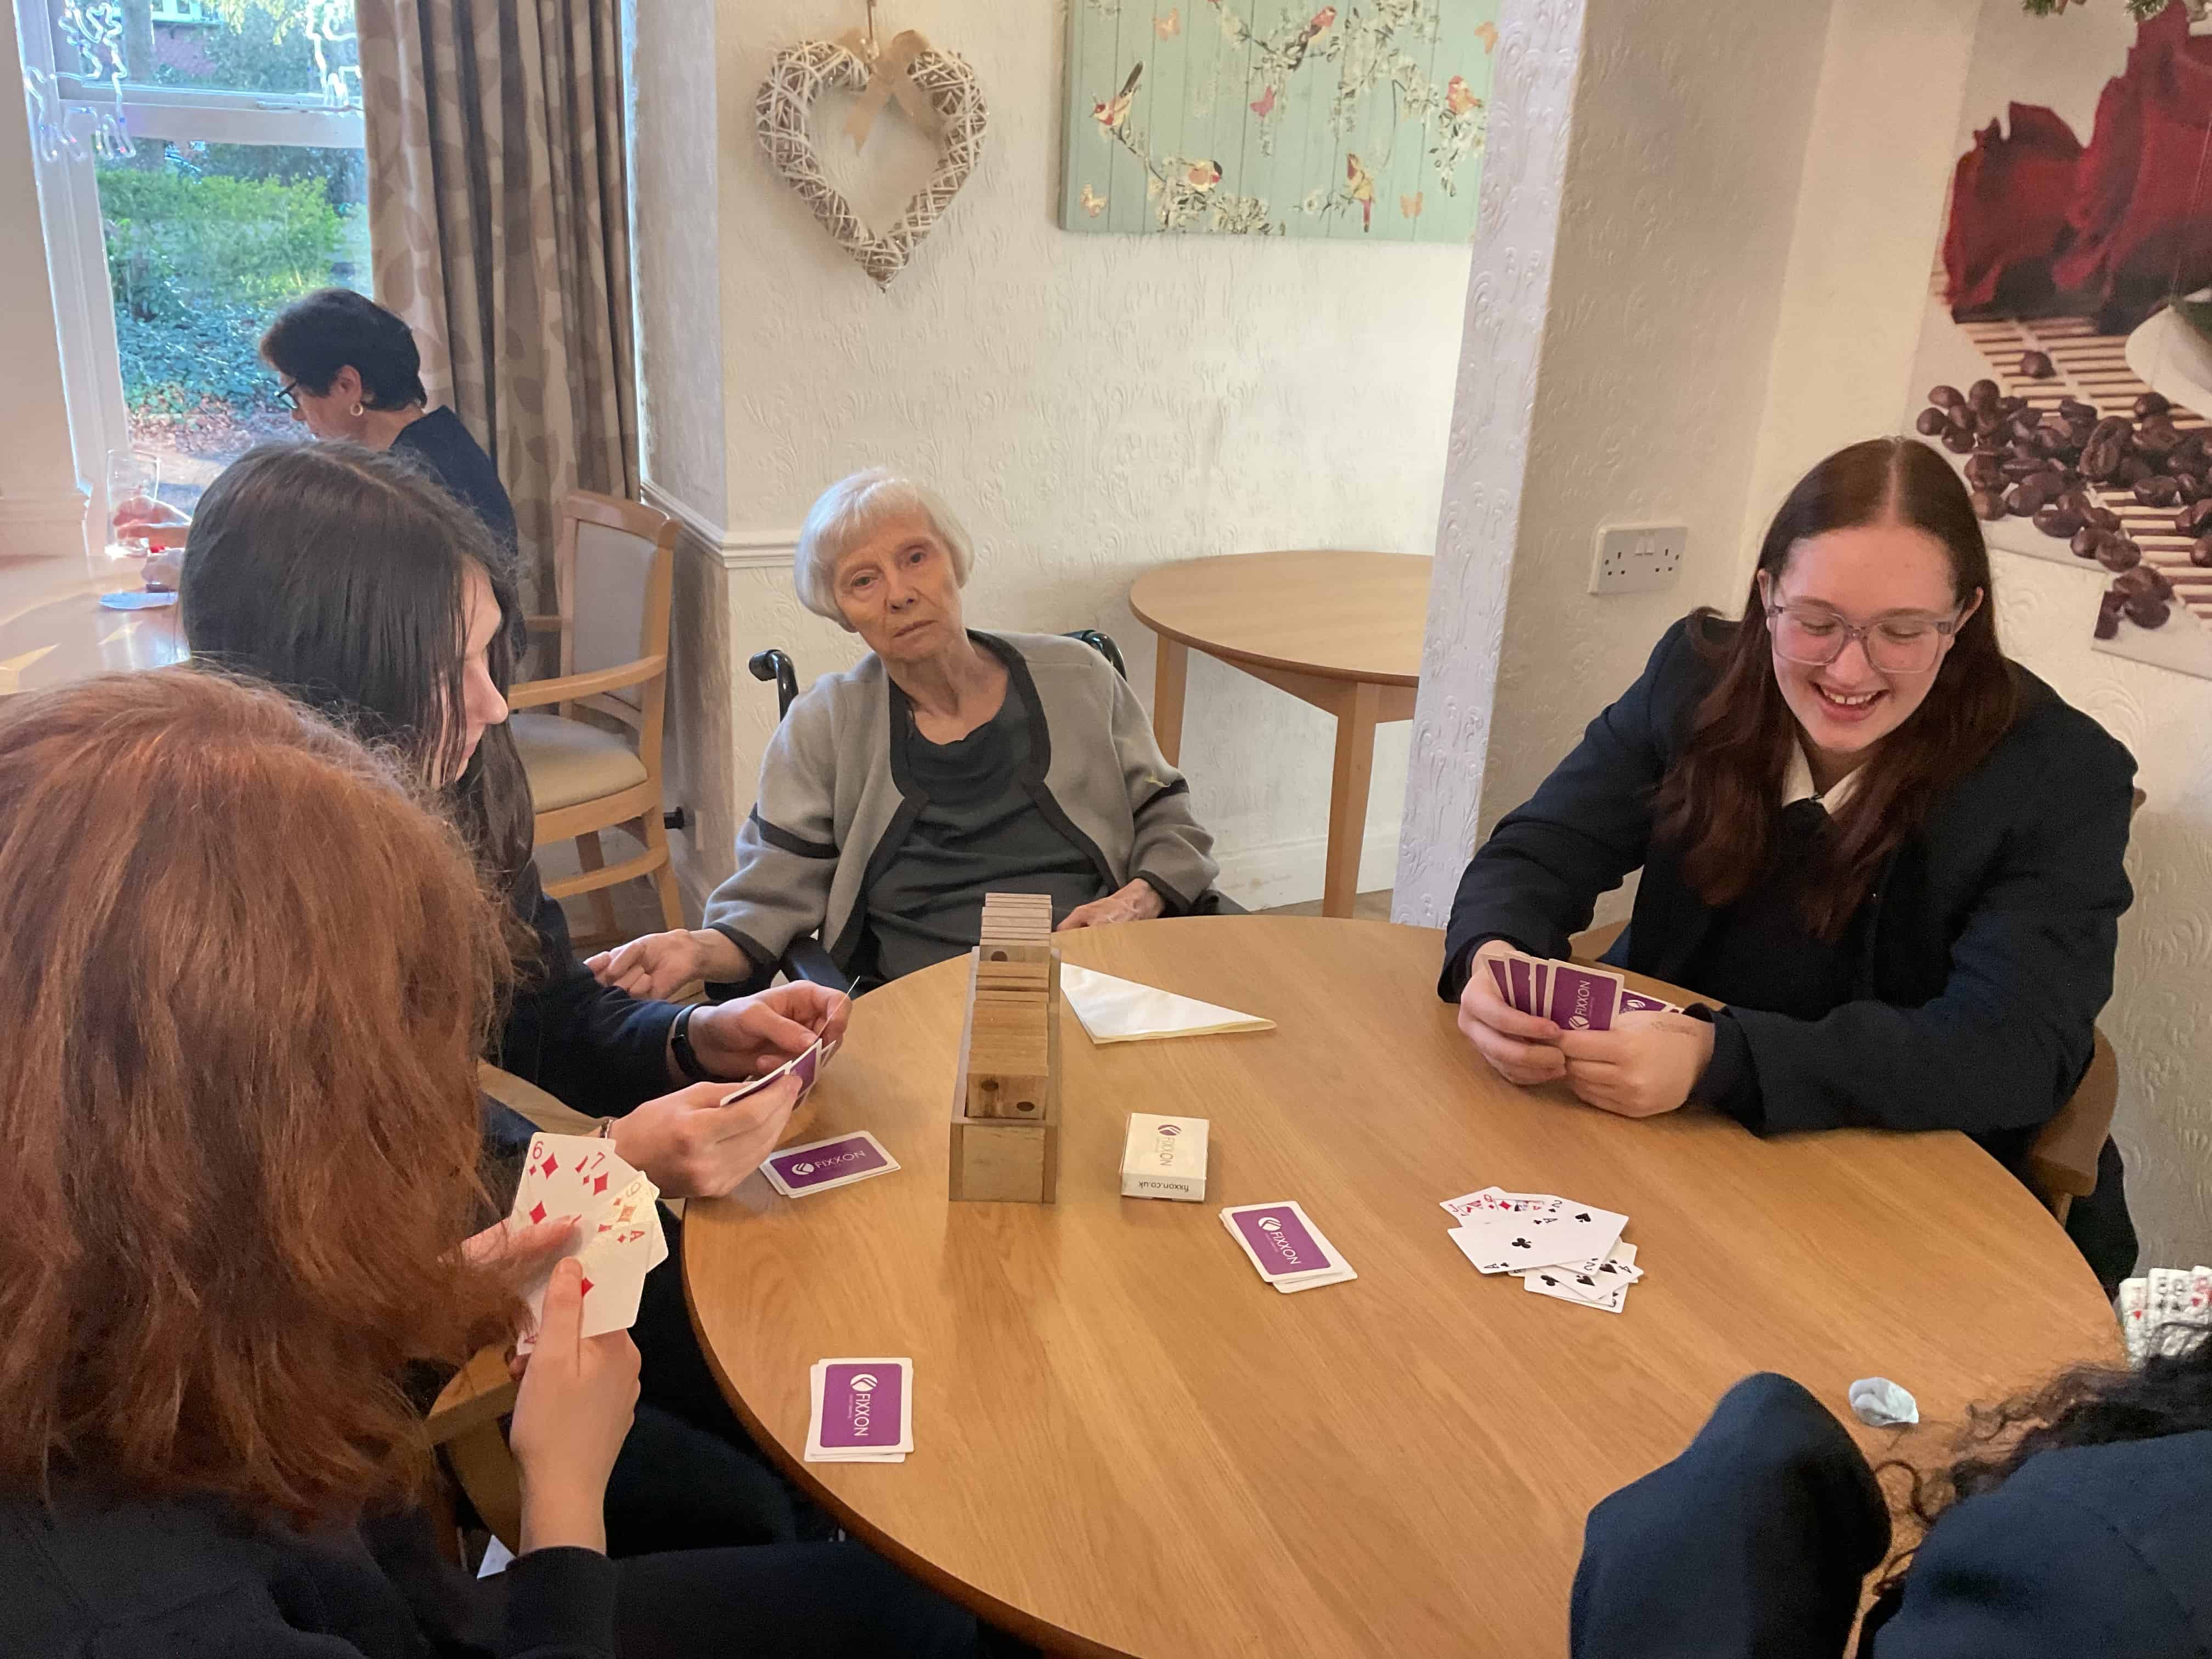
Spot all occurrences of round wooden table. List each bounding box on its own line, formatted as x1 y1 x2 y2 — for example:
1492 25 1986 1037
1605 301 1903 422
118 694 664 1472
1128 551 1429 917
685 918 2119 1658
0 577 186 698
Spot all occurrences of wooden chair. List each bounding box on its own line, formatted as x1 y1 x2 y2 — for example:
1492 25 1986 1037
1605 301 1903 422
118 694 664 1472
514 492 684 948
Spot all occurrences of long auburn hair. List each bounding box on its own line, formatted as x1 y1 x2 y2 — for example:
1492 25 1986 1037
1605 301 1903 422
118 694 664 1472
0 671 513 1523
179 441 535 895
1650 438 2019 939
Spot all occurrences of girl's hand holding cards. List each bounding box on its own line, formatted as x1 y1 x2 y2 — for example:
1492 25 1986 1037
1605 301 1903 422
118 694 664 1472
509 1257 641 1556
1559 1012 1715 1119
1459 940 1566 1086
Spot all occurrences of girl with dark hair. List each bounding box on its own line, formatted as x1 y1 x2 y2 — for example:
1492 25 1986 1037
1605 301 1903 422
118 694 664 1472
1571 1333 2212 1655
179 441 848 1185
0 670 984 1658
117 286 517 554
1441 437 2138 1282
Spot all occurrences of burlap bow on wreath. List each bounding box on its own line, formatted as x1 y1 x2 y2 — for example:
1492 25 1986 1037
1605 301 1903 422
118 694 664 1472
755 31 989 289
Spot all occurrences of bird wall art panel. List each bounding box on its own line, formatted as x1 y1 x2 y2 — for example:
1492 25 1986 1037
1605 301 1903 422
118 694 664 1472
1058 0 1498 242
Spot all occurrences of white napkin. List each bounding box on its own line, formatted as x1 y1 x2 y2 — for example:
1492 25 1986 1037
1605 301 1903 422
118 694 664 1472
1059 964 1273 1044
1847 1376 1919 1427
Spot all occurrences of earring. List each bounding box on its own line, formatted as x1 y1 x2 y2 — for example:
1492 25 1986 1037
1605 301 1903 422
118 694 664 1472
349 402 364 417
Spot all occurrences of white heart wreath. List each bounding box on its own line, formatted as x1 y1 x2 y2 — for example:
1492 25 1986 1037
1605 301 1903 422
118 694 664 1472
755 36 988 290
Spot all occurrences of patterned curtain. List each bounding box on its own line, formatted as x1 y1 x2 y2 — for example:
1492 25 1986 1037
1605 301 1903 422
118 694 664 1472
357 0 638 613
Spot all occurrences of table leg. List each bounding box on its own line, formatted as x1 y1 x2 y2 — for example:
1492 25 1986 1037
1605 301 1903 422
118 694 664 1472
1152 636 1189 766
1323 680 1382 919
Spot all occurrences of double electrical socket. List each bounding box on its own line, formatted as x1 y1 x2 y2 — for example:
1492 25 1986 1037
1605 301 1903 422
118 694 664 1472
1589 524 1688 596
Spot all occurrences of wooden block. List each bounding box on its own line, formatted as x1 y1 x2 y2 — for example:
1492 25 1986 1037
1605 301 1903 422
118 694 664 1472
978 940 1052 966
968 1069 1050 1119
975 958 1051 990
949 1118 1053 1202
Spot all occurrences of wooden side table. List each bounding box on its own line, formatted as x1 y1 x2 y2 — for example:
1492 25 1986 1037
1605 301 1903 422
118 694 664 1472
1129 550 1429 916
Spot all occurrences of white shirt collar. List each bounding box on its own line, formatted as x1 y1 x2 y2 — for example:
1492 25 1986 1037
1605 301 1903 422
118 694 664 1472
1782 744 1861 812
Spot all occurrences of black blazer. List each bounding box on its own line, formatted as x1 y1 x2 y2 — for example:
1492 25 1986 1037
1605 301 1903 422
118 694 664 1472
1440 614 2136 1163
2 1482 613 1657
1573 1372 2212 1658
492 862 679 1119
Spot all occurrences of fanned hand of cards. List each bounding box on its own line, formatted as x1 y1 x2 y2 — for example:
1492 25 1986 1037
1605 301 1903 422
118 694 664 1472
1485 951 1679 1029
2118 1265 2211 1365
1439 1186 1643 1314
509 1132 669 1355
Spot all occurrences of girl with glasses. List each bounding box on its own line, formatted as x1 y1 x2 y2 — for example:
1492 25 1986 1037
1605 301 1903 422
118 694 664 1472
1440 437 2138 1285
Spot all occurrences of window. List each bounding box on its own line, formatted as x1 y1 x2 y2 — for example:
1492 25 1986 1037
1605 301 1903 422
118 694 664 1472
20 1 365 516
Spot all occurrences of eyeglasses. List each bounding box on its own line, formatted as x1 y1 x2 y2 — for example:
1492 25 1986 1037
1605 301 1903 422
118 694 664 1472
275 379 301 410
1764 599 1965 673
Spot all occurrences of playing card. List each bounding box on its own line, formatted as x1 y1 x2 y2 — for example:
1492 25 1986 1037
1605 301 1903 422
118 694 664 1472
512 1133 641 1229
1448 1199 1627 1276
512 1165 665 1355
721 1036 831 1105
1486 956 1514 1005
1545 962 1623 1032
806 1358 913 1463
1220 1201 1356 1289
1616 989 1680 1015
1439 1187 1565 1226
762 1131 901 1198
1505 956 1536 1017
1514 1240 1641 1300
2119 1276 2149 1364
1525 1266 1630 1313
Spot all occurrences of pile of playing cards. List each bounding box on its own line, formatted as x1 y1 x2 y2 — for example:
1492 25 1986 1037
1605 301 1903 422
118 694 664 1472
2118 1266 2211 1365
508 1132 667 1354
1221 1201 1358 1294
1441 1187 1643 1313
806 1358 913 1463
1485 950 1679 1030
763 1130 900 1199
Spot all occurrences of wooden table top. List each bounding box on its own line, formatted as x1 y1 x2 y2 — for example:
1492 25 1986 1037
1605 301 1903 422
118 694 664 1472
684 918 2119 1658
1127 550 1430 685
0 575 186 697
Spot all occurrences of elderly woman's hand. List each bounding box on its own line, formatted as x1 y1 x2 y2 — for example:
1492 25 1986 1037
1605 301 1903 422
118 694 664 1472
1056 879 1167 933
588 928 750 999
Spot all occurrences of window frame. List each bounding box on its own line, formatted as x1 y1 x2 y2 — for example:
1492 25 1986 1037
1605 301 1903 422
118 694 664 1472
15 0 364 522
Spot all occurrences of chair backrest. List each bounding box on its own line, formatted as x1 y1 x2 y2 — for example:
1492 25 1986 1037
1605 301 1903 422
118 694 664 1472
557 493 673 709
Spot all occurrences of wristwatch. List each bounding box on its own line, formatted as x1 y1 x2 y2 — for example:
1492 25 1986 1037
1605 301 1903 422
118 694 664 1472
670 1002 715 1084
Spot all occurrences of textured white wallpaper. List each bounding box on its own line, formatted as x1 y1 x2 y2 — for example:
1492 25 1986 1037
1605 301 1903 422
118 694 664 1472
1397 0 1839 923
684 0 1472 907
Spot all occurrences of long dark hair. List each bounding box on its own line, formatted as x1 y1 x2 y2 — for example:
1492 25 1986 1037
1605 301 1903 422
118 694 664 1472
1877 1329 2212 1597
179 442 534 893
1650 437 2019 938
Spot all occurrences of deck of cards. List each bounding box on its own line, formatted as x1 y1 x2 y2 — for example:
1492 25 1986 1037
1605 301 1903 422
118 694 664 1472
508 1132 668 1355
1485 950 1679 1029
763 1130 901 1198
806 1358 914 1463
1222 1201 1358 1293
2119 1266 2211 1365
1441 1186 1644 1313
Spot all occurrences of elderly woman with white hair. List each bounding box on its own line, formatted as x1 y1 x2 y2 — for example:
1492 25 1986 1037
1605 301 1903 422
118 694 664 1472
590 468 1223 996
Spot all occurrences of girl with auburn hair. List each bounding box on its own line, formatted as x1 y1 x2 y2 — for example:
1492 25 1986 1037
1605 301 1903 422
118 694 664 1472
1440 436 2138 1284
0 672 982 1657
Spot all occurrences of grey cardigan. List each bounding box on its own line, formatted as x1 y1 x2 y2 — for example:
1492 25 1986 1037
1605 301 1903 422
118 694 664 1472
704 631 1220 978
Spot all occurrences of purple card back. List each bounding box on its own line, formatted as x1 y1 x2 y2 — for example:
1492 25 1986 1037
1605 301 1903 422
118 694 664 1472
1506 957 1533 1015
1229 1205 1335 1277
770 1133 889 1191
817 1362 902 1451
1617 990 1671 1014
1546 964 1618 1031
1487 957 1513 1002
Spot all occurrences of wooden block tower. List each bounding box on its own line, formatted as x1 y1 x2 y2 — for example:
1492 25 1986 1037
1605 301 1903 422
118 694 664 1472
949 893 1060 1203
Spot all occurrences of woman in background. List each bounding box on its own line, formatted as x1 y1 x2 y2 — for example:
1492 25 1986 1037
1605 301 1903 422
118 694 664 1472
117 287 516 554
0 670 983 1658
1441 437 2138 1285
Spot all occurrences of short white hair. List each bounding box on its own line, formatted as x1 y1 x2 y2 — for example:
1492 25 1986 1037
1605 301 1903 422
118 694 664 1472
793 467 974 631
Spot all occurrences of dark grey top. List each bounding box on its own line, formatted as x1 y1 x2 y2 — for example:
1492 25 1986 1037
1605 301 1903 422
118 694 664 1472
864 689 1106 980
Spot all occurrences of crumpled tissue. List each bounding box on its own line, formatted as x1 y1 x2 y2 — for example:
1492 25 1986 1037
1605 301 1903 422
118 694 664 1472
1848 1376 1919 1427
